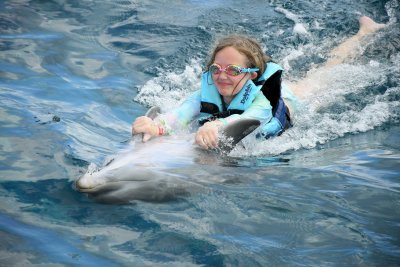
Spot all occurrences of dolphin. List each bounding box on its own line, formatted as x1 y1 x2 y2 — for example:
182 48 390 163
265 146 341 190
75 107 260 203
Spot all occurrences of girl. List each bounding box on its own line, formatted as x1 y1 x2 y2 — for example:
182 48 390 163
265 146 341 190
132 16 385 150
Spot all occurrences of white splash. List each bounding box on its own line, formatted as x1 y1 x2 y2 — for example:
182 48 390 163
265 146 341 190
275 7 311 37
135 59 202 112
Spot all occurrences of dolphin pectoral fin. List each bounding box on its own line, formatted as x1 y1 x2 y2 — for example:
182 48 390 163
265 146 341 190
219 119 260 152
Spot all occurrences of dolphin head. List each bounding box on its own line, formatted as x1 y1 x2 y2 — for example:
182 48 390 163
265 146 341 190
75 135 204 202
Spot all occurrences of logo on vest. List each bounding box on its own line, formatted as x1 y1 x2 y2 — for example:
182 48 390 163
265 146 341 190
240 83 252 104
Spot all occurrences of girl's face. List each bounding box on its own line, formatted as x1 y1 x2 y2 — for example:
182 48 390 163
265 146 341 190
211 46 257 104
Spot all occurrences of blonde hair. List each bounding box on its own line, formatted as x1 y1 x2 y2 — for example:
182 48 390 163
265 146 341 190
206 35 271 78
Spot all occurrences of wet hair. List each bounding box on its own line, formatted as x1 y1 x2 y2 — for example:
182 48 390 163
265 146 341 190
206 35 271 79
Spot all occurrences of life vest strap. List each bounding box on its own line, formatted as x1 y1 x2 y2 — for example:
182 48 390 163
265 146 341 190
273 98 293 133
200 102 220 114
198 106 243 125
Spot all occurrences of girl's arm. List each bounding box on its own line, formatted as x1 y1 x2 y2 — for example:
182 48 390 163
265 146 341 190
155 90 202 134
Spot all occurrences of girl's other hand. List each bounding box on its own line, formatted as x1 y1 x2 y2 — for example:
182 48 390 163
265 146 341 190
195 120 224 149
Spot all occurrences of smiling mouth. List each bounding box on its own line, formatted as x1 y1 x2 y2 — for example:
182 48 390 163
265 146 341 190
217 82 232 87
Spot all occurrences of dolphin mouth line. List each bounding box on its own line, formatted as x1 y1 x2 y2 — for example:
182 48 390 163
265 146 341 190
75 179 149 193
74 180 102 193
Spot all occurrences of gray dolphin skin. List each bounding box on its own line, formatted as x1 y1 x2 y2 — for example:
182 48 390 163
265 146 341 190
75 108 260 203
76 134 206 202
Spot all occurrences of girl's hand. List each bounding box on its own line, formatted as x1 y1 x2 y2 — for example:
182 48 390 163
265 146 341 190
132 116 159 142
195 120 224 149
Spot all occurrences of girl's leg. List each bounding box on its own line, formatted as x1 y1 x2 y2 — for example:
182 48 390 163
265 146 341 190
324 16 386 68
288 16 386 98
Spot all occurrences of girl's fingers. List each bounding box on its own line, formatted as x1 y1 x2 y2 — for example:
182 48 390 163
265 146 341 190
132 116 155 135
195 125 219 149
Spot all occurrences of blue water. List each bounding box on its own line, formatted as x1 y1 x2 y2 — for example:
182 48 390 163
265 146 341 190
1 0 399 266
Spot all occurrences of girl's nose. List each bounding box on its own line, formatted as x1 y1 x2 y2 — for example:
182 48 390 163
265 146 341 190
217 70 229 79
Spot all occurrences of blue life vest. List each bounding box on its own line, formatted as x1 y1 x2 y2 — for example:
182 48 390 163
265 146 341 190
199 62 292 138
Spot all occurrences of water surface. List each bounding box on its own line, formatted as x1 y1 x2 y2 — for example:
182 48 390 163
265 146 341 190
0 0 399 266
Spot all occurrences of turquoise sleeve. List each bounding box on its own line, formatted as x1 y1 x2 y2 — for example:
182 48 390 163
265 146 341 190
155 90 201 133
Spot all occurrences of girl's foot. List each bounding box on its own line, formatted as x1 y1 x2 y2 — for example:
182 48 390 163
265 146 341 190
358 16 386 36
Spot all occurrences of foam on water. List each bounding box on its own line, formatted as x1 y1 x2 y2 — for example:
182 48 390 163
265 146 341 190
134 58 203 112
237 54 400 156
275 7 311 37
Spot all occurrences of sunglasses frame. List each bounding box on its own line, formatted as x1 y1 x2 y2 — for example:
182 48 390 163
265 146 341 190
209 63 259 76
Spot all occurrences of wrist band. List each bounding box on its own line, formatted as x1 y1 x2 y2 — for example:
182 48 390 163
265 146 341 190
158 125 165 136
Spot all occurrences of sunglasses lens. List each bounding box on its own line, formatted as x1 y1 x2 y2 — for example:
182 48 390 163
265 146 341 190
226 65 241 76
209 64 220 75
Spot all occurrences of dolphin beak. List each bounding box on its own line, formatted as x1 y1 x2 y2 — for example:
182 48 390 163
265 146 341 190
75 173 97 192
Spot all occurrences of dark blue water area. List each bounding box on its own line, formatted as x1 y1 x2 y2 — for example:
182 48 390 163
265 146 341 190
1 0 400 266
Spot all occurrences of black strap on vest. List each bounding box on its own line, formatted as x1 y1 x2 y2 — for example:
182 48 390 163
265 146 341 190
199 103 243 125
260 69 283 113
200 102 219 114
259 68 292 130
